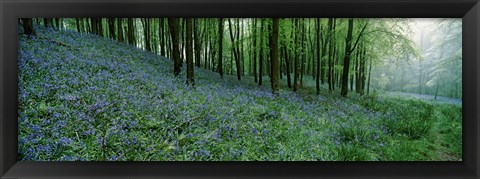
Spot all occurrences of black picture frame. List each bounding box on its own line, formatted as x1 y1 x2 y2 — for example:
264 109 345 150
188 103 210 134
1 0 479 178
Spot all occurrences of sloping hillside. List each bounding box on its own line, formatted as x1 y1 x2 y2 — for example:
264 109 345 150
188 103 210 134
18 27 461 161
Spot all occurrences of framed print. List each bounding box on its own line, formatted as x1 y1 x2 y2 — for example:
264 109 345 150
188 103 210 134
1 0 479 178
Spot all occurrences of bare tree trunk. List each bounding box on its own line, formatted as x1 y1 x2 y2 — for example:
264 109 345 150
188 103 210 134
117 18 124 42
316 18 321 94
168 18 181 76
22 18 35 36
252 19 258 83
218 18 224 78
194 19 201 67
108 18 116 39
127 18 135 45
270 18 280 94
186 18 195 86
293 19 300 92
259 18 265 86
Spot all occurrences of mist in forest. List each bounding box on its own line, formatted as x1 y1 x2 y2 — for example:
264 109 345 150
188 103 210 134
371 18 461 99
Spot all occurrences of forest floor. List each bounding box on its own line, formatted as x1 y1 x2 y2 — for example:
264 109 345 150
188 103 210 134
17 27 462 161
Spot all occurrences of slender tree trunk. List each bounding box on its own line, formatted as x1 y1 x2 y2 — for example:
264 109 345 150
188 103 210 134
228 18 241 80
252 19 258 83
293 19 300 92
75 18 81 32
360 44 366 94
240 19 245 76
316 18 321 94
168 18 182 76
127 18 135 45
204 20 209 69
22 18 35 36
86 18 91 33
327 18 333 94
300 19 305 87
98 18 103 37
194 19 201 67
54 18 60 30
218 18 224 78
186 18 195 86
353 48 359 93
284 45 292 88
108 18 116 39
258 19 265 86
340 19 354 97
91 18 97 34
117 18 124 42
159 19 165 56
270 18 280 94
367 57 372 95
143 18 151 51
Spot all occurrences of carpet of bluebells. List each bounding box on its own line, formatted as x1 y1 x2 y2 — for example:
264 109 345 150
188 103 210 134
18 27 462 161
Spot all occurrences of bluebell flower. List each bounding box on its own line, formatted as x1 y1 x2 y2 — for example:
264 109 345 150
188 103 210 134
195 150 211 158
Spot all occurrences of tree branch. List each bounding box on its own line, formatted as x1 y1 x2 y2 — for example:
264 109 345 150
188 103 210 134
349 21 368 54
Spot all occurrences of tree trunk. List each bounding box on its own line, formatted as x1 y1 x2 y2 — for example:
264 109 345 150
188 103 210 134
127 18 135 45
76 18 81 32
218 18 224 78
258 19 265 86
340 19 354 97
108 18 116 39
300 19 305 87
54 18 60 30
284 45 292 88
354 47 360 93
186 18 195 86
194 19 201 67
168 18 181 76
204 20 209 69
316 18 321 94
143 18 151 51
367 58 372 95
22 18 35 36
228 18 242 81
270 18 280 94
293 19 300 92
252 19 258 83
117 18 124 42
97 18 103 37
327 18 333 94
159 19 165 56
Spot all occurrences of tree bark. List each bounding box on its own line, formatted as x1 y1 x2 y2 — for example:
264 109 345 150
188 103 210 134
108 18 116 39
316 18 321 94
284 45 292 88
168 18 182 76
76 18 81 32
117 18 124 42
228 18 242 81
270 18 280 94
127 18 135 45
186 18 195 86
143 18 151 51
293 19 300 92
340 19 354 97
194 19 202 67
327 18 333 94
258 19 265 86
22 18 35 36
252 19 258 83
218 18 224 78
